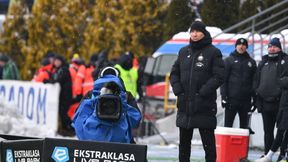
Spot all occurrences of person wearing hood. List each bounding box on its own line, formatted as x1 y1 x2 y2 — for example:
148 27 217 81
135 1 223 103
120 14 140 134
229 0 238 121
114 54 139 98
170 21 225 162
72 66 141 143
220 38 257 130
0 53 20 80
52 54 74 136
254 38 288 162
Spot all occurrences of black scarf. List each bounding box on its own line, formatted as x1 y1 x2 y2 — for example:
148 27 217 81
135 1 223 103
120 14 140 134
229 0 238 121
189 31 212 50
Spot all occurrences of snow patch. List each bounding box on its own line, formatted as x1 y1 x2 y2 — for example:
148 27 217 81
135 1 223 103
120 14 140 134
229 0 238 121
0 98 56 137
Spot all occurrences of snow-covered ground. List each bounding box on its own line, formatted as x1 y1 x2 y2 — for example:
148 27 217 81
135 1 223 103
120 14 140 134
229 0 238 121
0 98 55 137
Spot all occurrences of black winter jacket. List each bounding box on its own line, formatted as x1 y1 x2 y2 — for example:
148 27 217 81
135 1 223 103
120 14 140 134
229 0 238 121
254 52 288 111
170 33 225 129
220 51 256 104
277 57 288 130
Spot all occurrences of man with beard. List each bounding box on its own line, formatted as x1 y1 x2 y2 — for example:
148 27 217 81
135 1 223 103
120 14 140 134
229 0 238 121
170 21 225 162
220 38 257 129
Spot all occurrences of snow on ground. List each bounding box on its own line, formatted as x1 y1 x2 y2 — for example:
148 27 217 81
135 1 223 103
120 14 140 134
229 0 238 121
0 98 56 137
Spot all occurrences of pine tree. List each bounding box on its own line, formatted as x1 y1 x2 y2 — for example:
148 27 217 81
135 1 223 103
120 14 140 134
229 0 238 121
162 0 195 41
1 0 168 79
201 0 240 31
83 0 167 59
0 0 30 79
24 0 94 77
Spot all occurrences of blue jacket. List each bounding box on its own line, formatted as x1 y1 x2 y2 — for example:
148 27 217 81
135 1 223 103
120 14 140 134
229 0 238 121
72 75 142 143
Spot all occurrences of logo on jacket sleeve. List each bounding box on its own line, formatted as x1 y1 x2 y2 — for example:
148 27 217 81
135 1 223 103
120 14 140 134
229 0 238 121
6 149 14 162
52 147 69 162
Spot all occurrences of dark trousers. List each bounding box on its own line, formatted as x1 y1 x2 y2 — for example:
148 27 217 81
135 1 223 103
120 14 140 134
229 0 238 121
271 129 285 152
261 108 278 154
179 127 216 162
280 131 288 155
224 105 249 129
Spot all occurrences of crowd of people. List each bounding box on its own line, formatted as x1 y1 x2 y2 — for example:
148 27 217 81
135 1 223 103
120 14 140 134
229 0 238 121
1 20 288 161
0 50 145 137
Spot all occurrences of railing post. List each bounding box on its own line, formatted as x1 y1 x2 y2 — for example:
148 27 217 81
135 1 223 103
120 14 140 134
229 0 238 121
252 19 255 58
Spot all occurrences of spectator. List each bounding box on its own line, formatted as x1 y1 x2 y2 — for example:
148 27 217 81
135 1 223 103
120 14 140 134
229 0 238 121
68 53 85 119
254 37 288 156
32 58 53 82
170 21 224 162
52 54 74 136
220 38 257 129
115 54 139 98
82 54 98 95
32 51 55 83
92 49 112 80
0 54 20 80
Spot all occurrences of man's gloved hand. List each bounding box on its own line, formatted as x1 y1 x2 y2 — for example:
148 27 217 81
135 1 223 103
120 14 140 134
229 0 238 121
221 97 229 109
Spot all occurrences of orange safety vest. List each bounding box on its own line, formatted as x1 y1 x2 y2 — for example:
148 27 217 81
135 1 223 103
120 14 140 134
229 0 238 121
32 64 53 82
68 64 86 120
69 63 81 97
74 65 86 95
82 65 95 96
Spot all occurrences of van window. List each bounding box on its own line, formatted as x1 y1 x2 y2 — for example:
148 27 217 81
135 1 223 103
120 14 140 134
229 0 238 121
153 54 177 76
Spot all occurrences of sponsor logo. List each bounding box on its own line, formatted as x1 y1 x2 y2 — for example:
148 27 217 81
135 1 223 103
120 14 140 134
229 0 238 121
52 147 69 162
6 149 14 162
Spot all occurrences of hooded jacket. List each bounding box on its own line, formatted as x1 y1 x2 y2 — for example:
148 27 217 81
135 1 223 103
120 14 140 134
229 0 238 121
170 31 225 129
72 75 141 143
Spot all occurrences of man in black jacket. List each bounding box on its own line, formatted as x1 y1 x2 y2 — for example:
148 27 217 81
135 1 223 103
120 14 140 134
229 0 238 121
170 21 224 162
254 37 288 157
220 38 257 129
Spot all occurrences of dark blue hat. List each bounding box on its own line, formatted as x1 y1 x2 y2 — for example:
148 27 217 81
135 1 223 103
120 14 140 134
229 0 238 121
269 37 282 49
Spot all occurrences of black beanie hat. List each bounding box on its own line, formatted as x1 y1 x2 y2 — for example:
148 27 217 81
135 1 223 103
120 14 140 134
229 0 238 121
269 37 282 49
190 21 207 34
235 38 248 48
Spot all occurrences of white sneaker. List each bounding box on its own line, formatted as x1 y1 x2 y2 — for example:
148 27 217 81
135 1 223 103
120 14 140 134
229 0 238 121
254 156 272 162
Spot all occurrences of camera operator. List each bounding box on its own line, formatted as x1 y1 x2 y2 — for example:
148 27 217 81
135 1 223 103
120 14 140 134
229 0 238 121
72 67 142 143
